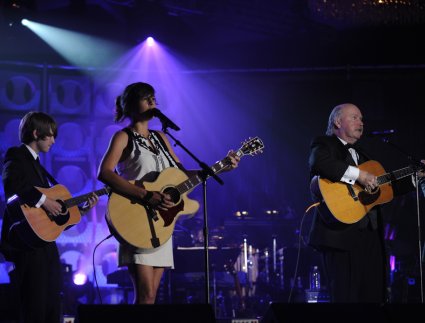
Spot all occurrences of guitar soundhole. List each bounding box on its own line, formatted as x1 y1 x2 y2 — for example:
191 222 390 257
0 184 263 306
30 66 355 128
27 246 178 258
163 187 180 204
358 188 380 205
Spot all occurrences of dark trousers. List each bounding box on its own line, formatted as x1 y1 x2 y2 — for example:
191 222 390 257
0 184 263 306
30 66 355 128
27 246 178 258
11 243 62 323
322 226 386 302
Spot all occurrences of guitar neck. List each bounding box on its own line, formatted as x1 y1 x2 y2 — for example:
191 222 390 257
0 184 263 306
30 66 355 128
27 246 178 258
176 150 244 195
378 166 415 186
64 187 110 208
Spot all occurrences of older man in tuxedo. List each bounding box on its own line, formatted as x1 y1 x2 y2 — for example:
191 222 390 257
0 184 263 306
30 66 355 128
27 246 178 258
308 103 424 303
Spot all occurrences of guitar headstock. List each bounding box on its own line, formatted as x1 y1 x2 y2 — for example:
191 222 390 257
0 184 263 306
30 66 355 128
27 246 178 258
238 137 264 157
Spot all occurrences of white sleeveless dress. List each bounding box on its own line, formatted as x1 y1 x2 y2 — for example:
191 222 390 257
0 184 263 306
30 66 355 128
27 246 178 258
116 129 179 268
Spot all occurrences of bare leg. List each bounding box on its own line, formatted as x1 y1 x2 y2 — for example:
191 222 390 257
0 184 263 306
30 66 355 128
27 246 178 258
127 264 164 304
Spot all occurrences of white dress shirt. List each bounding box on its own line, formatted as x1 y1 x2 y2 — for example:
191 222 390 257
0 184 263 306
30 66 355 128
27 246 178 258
338 138 360 185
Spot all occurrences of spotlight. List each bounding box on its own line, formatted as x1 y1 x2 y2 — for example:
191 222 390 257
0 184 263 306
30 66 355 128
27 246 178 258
63 273 95 316
73 272 88 286
146 36 155 47
21 18 29 26
234 210 249 217
389 255 396 272
265 209 279 215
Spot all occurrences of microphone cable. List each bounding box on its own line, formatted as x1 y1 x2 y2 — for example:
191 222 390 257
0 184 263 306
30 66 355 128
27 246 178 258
287 202 320 303
92 234 113 304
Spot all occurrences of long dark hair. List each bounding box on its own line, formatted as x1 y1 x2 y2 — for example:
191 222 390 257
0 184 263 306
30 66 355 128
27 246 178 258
19 111 58 144
114 82 155 122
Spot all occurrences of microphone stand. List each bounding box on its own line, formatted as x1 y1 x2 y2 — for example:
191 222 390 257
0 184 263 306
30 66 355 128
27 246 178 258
161 125 224 307
380 136 424 303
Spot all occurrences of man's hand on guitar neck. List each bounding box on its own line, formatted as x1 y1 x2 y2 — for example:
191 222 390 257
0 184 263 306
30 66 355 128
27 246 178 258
42 197 63 216
79 193 99 215
358 160 425 193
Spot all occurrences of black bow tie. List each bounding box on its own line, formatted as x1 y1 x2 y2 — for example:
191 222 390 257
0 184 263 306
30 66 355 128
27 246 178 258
345 143 356 150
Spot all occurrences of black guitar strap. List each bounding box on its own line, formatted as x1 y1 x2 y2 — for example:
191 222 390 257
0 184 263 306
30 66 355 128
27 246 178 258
38 164 59 186
146 206 160 248
346 183 359 201
150 130 181 170
122 127 135 157
33 158 49 187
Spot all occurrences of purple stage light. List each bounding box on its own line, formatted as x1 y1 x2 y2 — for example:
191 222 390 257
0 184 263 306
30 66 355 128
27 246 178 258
147 36 155 47
73 272 88 286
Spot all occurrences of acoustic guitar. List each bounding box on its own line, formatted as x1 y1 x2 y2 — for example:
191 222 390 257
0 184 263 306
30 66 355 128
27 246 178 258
7 185 110 248
310 160 422 224
106 137 264 250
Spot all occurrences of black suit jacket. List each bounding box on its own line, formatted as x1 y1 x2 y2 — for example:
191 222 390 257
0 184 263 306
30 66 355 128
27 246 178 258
0 145 52 260
308 135 414 251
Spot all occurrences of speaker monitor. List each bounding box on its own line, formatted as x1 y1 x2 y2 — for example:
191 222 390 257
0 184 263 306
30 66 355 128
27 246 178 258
262 303 425 323
77 304 215 323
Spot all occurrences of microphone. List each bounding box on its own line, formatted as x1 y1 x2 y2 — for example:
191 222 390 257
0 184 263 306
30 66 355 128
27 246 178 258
152 108 180 131
367 129 396 137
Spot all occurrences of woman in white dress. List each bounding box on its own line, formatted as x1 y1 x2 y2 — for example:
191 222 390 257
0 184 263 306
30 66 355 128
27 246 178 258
97 82 240 304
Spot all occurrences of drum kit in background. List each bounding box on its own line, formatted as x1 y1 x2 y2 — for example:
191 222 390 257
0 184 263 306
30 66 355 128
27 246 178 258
172 221 295 318
233 237 285 295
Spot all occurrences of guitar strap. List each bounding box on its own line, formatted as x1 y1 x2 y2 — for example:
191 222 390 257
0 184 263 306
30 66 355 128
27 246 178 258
122 127 183 171
122 127 135 156
39 164 59 186
346 184 359 201
145 206 160 248
150 130 181 170
33 158 49 187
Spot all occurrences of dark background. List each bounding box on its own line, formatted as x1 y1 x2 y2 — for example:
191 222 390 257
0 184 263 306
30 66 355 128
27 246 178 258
1 0 425 311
